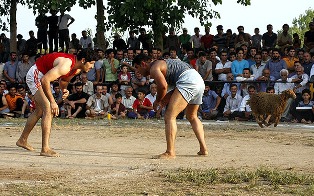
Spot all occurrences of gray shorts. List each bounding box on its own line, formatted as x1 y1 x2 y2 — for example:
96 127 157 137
176 69 205 105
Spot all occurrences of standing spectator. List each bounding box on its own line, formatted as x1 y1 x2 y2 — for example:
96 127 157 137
69 33 81 51
213 25 227 53
120 48 136 78
16 54 32 84
184 47 197 69
225 29 236 49
16 34 26 60
112 33 127 51
277 24 293 53
79 30 93 49
118 64 131 96
3 52 18 84
251 28 262 50
103 49 119 87
293 33 301 50
215 50 231 81
35 13 48 54
58 8 75 53
189 27 202 53
179 28 191 49
304 22 314 53
231 47 249 78
165 27 179 51
25 31 38 64
265 48 287 80
47 9 59 53
234 26 251 47
195 51 212 81
200 26 214 51
0 33 10 63
262 24 277 49
127 30 140 49
138 28 152 50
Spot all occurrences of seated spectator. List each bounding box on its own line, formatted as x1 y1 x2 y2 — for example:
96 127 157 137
265 48 287 80
101 83 113 105
110 93 126 119
266 86 275 94
81 73 94 96
231 47 249 78
250 53 265 80
215 50 231 81
199 84 221 120
223 84 242 120
5 84 28 117
145 83 158 118
128 89 153 119
118 64 131 96
255 68 275 92
122 86 136 114
236 68 255 96
85 84 109 119
195 51 212 81
16 53 32 84
17 84 32 117
282 46 298 75
131 70 148 95
238 85 256 121
64 82 89 119
290 64 309 100
0 83 11 118
109 82 121 103
183 48 197 69
52 82 65 118
291 89 314 123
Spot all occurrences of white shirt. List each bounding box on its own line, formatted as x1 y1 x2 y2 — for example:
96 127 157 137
224 94 243 113
274 79 294 94
58 14 74 30
79 36 93 49
239 95 251 112
122 96 136 109
215 61 232 81
189 34 203 49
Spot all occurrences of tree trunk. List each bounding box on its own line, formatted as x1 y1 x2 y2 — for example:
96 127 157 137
152 12 163 50
96 0 106 50
10 0 17 53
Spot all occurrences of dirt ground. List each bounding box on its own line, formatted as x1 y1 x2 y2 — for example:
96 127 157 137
0 118 313 195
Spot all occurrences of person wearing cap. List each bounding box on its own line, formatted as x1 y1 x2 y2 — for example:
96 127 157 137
112 33 127 51
213 25 227 53
304 22 314 53
179 28 191 48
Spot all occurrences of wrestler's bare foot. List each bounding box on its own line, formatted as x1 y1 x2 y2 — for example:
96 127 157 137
152 152 176 159
40 149 59 157
16 140 35 151
197 150 209 156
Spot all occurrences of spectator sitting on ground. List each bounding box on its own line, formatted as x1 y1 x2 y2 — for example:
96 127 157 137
199 84 221 120
5 84 28 117
237 85 256 121
52 82 65 117
85 84 109 119
64 82 89 119
17 84 32 117
0 83 11 118
110 93 126 119
101 83 113 105
291 89 314 124
145 83 158 118
122 86 136 114
109 82 121 103
223 84 242 120
128 89 153 119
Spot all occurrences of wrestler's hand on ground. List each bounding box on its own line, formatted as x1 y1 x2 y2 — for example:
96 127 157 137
62 89 69 100
51 101 59 117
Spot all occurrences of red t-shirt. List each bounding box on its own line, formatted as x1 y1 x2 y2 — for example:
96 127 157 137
201 34 214 49
132 98 152 114
35 53 77 79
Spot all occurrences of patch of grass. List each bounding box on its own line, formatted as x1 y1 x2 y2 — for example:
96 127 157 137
163 167 314 194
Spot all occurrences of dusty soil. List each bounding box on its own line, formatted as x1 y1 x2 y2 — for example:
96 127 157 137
0 118 313 195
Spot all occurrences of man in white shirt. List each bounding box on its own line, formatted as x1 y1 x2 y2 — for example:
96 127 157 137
189 27 202 53
215 50 231 81
79 30 93 49
223 84 242 120
122 86 136 113
238 85 256 121
58 8 75 52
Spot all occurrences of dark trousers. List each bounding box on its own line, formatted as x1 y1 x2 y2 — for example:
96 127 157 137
37 28 48 50
58 29 70 52
48 30 58 53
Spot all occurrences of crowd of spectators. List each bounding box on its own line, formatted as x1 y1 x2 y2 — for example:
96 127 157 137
0 12 314 123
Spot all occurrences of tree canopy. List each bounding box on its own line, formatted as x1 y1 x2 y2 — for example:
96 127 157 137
106 0 251 49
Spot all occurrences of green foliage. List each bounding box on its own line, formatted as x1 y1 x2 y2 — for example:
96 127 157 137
290 8 314 46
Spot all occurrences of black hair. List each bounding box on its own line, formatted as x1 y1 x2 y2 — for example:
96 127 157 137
53 82 59 88
76 48 98 62
302 89 311 96
133 53 151 66
74 82 83 87
115 93 122 99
